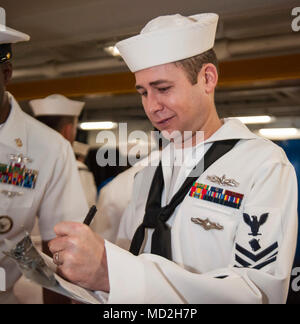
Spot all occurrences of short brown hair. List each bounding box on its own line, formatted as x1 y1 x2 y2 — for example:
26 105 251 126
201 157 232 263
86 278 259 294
174 49 219 85
37 115 76 133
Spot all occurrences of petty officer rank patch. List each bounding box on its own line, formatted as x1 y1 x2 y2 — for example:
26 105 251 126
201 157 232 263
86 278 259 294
234 212 278 270
189 182 244 209
0 162 38 189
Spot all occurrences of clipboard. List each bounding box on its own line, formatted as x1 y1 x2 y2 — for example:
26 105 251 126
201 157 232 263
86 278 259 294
3 233 104 304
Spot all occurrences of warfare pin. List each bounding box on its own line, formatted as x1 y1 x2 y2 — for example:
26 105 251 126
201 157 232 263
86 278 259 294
191 217 224 231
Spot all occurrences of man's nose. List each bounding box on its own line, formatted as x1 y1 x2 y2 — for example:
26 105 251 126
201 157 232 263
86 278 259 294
145 93 163 114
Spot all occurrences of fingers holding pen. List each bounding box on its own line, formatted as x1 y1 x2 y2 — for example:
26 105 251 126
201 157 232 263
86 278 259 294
49 223 87 268
48 235 68 255
48 221 109 291
49 207 99 271
49 222 91 254
53 221 89 237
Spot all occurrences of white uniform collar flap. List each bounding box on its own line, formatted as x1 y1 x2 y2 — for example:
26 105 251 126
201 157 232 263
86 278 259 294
159 118 258 199
204 118 258 144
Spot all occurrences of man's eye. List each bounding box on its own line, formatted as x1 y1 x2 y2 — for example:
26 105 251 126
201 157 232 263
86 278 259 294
158 87 171 93
137 91 147 97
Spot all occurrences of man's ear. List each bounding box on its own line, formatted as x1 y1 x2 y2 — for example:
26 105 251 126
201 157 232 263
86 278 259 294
197 63 218 94
61 121 76 143
60 123 71 142
2 62 13 85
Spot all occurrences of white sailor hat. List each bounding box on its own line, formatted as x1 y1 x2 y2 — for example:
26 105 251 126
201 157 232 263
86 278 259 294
116 13 219 73
0 7 30 63
73 141 90 157
0 7 30 44
30 94 85 117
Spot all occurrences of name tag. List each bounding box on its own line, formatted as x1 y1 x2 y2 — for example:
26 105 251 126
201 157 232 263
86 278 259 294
189 182 244 209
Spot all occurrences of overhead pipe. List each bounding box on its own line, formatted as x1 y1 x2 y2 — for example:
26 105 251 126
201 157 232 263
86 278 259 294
12 57 126 79
12 33 300 80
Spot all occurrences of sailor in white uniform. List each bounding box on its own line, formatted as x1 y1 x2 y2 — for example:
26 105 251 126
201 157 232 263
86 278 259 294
29 94 84 146
30 95 97 208
48 13 298 304
73 141 97 208
0 7 88 303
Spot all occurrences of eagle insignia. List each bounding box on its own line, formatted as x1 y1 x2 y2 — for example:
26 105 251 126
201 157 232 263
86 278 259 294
243 213 269 236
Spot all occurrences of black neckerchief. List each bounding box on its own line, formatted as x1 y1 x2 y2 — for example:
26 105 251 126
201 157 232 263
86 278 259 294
129 139 240 260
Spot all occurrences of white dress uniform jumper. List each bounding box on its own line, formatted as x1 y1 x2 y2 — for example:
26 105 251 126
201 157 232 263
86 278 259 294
98 12 299 304
102 119 298 304
0 93 88 302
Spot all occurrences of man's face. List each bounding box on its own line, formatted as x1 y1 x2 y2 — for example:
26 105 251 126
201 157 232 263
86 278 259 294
60 116 78 144
135 63 212 136
0 64 6 109
71 117 79 144
0 62 12 108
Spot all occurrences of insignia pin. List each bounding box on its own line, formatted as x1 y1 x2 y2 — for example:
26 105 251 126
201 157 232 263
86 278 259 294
191 217 224 231
207 174 239 187
1 190 24 198
8 153 33 164
15 138 23 148
0 216 13 234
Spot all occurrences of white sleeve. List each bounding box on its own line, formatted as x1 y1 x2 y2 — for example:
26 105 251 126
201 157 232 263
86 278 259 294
104 160 298 304
78 169 97 208
38 142 89 241
92 166 142 243
92 176 130 243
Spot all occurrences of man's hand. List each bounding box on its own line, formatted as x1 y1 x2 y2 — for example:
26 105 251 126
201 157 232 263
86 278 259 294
48 222 110 292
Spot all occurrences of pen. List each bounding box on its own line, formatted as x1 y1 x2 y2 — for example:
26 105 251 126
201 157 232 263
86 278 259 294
83 205 97 226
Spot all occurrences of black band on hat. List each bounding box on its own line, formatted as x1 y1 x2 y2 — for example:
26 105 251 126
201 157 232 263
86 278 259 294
0 44 12 63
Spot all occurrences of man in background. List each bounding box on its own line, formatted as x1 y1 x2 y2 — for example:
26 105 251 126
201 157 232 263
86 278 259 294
30 94 97 208
0 7 88 304
30 94 83 146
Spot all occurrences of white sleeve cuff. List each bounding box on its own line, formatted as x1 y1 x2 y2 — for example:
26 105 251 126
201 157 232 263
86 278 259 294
104 240 146 304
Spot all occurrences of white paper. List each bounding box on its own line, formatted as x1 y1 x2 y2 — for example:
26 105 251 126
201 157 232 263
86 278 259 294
40 252 102 304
